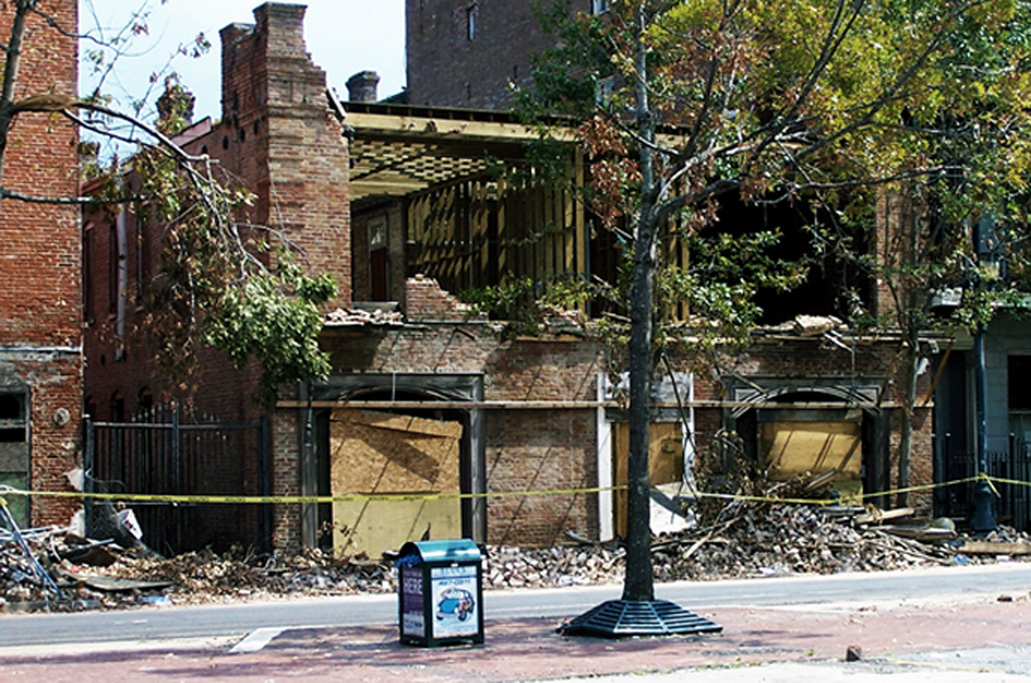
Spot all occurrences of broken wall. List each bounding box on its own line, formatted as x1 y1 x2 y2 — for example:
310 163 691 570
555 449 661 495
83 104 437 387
312 323 605 550
693 333 935 513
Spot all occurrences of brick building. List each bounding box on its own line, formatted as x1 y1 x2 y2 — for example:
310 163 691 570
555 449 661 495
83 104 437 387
0 0 81 528
84 3 937 556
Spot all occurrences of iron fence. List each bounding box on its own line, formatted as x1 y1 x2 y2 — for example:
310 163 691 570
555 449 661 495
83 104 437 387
937 436 1031 531
83 405 270 556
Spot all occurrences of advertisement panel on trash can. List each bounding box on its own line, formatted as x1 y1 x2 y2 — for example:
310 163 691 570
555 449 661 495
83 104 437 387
400 566 425 638
430 565 479 638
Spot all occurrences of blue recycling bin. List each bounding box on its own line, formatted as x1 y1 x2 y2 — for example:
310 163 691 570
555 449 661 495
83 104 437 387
396 539 484 647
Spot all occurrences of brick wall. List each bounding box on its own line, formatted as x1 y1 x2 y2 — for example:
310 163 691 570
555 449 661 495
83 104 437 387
324 321 934 546
688 335 936 513
406 0 585 109
485 409 598 545
0 0 82 527
85 4 351 426
82 4 350 547
323 326 604 547
271 408 301 550
406 275 482 323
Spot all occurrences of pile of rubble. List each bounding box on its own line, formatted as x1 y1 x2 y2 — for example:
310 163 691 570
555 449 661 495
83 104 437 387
2 499 1030 612
325 305 405 326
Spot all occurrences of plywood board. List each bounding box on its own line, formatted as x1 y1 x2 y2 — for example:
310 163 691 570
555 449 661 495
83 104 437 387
333 499 461 558
612 422 685 538
760 421 862 480
330 409 462 556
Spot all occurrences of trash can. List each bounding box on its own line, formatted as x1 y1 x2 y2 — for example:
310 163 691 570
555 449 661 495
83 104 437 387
396 539 484 647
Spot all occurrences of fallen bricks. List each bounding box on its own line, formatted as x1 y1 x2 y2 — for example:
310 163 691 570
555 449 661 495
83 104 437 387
2 499 1029 612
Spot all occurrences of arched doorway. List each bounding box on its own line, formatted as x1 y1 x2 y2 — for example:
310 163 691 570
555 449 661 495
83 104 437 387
729 385 890 505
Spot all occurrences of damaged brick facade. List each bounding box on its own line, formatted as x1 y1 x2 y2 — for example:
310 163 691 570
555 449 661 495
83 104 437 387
83 2 938 556
0 0 81 528
84 3 350 551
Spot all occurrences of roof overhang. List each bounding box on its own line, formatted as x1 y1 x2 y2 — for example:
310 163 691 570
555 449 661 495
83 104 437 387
338 101 574 204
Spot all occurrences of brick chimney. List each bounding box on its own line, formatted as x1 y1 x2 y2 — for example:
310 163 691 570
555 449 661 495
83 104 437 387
346 71 380 102
214 2 353 307
254 3 308 58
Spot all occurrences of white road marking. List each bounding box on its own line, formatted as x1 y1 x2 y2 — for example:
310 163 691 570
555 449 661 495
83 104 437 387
229 627 285 654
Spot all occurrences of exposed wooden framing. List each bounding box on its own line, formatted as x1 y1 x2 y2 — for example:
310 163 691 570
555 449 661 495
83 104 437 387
574 149 587 314
497 177 508 282
545 183 553 278
476 180 488 287
541 182 550 279
345 110 572 143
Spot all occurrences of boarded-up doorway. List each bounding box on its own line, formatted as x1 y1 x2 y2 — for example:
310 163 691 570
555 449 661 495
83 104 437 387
612 422 684 537
330 409 463 556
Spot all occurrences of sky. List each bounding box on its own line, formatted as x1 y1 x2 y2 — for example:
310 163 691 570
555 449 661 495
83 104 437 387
80 0 406 121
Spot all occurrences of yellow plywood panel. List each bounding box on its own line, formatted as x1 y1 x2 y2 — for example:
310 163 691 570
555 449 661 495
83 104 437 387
612 422 684 537
330 409 462 556
333 498 461 558
760 421 862 481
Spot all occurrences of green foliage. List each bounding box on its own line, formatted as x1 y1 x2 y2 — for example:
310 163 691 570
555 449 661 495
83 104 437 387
516 0 1031 344
129 84 337 405
514 1 1031 532
205 259 336 406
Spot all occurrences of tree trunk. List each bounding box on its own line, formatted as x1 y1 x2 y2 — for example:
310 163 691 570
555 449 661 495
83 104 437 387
622 3 657 603
896 334 919 508
0 1 34 198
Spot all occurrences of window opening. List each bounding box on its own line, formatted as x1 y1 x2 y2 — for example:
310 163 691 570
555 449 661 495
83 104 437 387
466 5 477 40
0 392 26 443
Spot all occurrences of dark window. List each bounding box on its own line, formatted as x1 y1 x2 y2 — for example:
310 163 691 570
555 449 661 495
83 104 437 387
135 209 150 303
0 392 26 443
1009 356 1031 411
108 223 119 314
466 6 477 40
138 389 154 420
110 393 125 423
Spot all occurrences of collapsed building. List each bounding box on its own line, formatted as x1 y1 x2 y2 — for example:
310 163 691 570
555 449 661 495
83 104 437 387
81 3 940 557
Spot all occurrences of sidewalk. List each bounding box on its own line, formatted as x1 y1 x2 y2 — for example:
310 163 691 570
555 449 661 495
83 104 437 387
0 591 1029 681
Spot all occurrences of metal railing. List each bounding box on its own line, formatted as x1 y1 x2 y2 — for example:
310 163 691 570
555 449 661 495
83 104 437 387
83 404 270 556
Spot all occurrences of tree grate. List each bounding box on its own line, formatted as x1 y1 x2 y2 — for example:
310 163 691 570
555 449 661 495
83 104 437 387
557 599 723 638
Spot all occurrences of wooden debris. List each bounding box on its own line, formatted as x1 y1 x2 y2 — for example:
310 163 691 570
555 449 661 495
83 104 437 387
854 507 915 526
803 469 838 492
879 526 957 543
958 541 1031 556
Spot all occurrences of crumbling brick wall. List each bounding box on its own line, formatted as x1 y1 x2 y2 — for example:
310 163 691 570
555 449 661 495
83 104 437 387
322 326 606 548
82 4 351 549
0 0 82 527
406 275 483 323
212 3 351 307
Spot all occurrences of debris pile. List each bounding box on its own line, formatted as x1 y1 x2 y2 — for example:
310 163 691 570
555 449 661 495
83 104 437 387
2 489 1030 611
326 306 405 326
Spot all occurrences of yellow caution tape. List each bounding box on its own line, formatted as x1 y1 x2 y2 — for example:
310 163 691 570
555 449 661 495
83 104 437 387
0 485 627 505
0 473 1024 507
